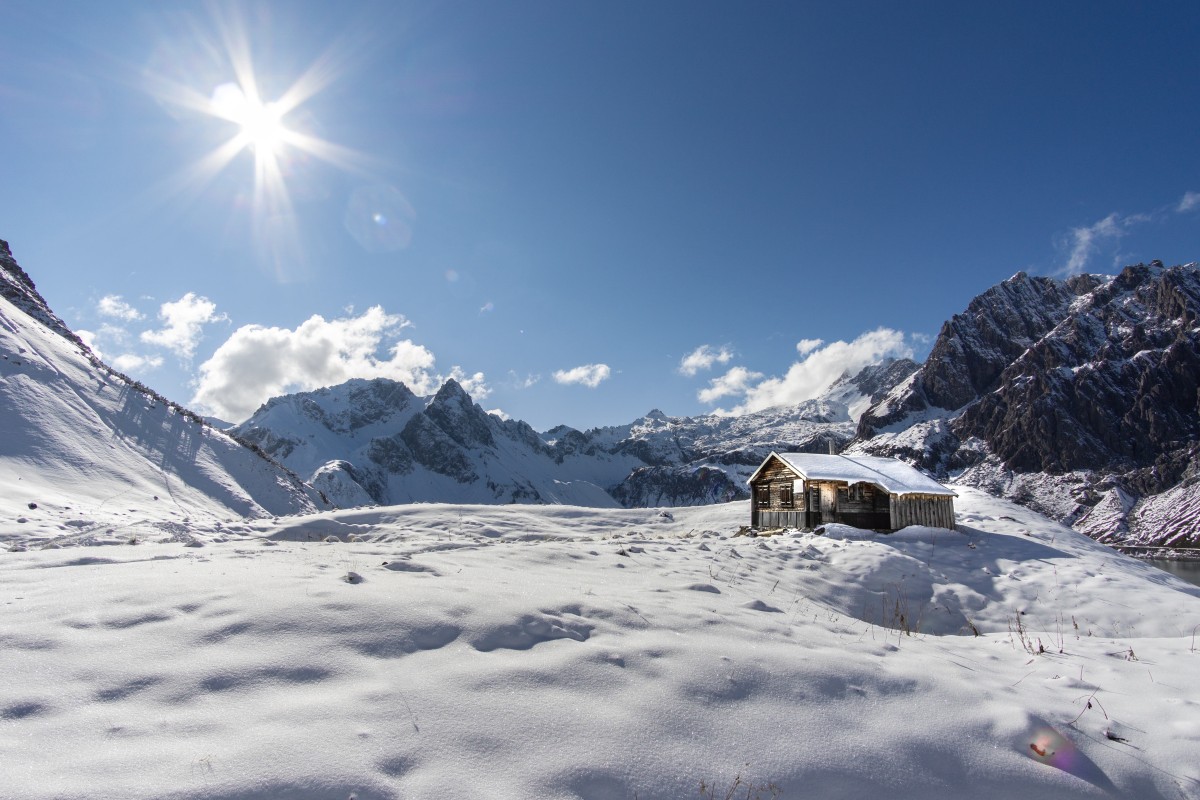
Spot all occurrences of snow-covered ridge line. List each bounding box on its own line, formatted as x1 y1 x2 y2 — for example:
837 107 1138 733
0 239 320 500
1 242 331 532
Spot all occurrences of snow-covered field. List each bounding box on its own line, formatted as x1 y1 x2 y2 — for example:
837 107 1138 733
3 488 1199 799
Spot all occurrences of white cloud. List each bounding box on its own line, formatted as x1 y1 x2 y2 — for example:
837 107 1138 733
76 330 102 358
1178 191 1200 213
98 323 131 343
697 366 764 403
112 353 164 372
486 408 510 421
191 305 486 422
447 367 491 400
796 338 824 355
678 344 733 376
553 363 611 388
1059 211 1153 275
703 328 915 414
97 295 143 321
508 371 541 389
140 292 227 359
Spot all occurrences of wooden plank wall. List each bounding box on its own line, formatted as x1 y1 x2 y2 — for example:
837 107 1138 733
758 511 806 528
751 456 806 512
889 495 955 530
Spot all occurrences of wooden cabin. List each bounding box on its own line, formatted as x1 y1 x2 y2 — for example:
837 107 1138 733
748 452 956 531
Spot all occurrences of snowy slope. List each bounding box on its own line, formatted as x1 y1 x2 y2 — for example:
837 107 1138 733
0 241 327 542
2 491 1198 799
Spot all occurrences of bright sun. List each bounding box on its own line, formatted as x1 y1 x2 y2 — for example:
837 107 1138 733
141 6 369 278
210 82 289 156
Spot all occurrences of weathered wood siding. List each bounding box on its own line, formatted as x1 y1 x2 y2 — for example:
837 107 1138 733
757 510 807 528
750 456 956 531
750 455 805 527
833 482 891 529
889 494 956 530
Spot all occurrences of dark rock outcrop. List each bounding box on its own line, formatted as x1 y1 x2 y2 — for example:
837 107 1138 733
853 261 1200 548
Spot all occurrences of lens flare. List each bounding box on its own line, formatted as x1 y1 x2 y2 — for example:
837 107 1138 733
344 185 415 253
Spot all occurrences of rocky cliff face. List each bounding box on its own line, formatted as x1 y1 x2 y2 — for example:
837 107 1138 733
852 262 1200 549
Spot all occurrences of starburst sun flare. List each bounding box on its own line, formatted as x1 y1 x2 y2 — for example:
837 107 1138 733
140 8 372 278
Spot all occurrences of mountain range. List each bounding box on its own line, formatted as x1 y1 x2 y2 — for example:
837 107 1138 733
2 236 1197 550
229 357 917 510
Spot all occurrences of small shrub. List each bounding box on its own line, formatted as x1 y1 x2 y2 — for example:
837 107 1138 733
699 765 781 800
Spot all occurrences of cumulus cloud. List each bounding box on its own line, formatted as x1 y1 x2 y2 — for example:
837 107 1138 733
698 366 764 403
141 292 227 359
76 330 102 358
1178 191 1200 213
447 368 491 400
678 344 734 376
704 328 915 414
486 408 510 421
553 363 611 388
191 305 487 422
97 295 143 321
112 353 164 372
796 338 824 355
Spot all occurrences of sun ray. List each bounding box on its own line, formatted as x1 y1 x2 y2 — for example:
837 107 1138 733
137 5 378 280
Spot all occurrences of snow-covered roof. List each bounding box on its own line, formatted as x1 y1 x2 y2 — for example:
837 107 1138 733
749 452 956 497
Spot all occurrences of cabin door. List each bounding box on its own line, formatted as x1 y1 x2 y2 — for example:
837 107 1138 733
820 484 838 523
808 486 821 527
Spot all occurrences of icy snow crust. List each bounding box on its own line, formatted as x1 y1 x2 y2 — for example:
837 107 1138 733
3 489 1199 799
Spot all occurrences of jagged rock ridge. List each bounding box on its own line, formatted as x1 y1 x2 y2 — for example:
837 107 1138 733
852 262 1200 549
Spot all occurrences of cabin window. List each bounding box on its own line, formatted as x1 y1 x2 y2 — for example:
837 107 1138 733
845 483 874 502
756 484 771 506
780 484 793 507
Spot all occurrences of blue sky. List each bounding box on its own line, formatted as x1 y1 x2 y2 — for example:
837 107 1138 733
2 1 1197 430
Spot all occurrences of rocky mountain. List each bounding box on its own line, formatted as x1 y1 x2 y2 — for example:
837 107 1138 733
852 262 1200 549
0 240 329 544
231 359 919 509
232 378 620 507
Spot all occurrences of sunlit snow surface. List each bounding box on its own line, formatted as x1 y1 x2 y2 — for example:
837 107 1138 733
3 490 1199 799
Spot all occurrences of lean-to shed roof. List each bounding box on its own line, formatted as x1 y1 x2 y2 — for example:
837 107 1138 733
748 452 956 497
